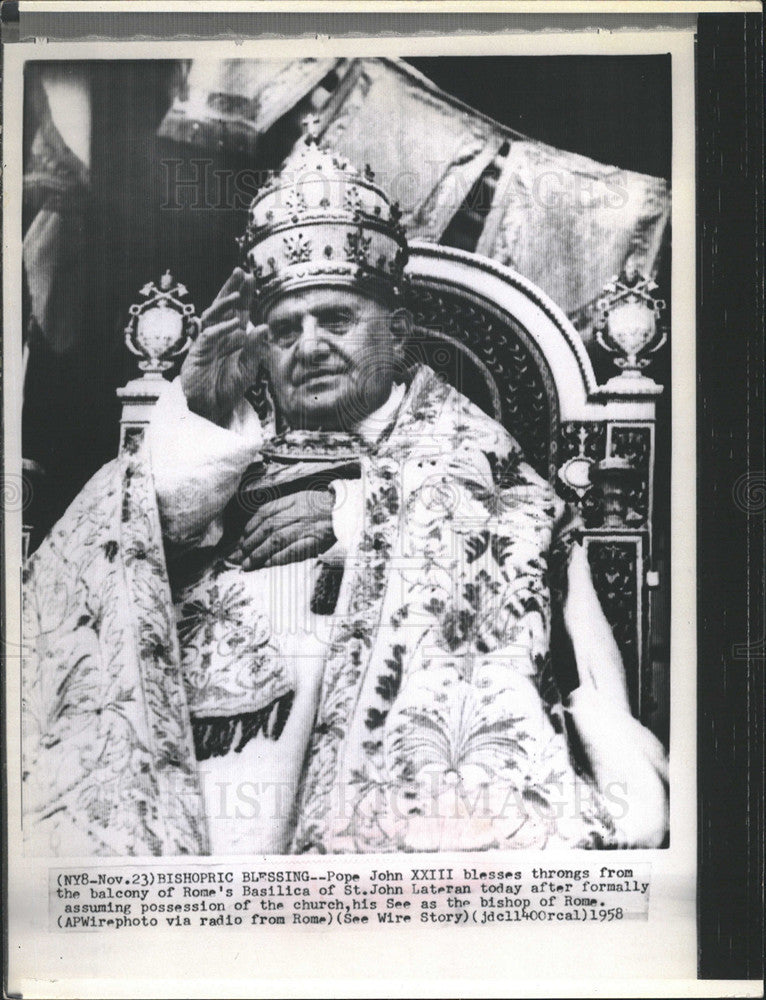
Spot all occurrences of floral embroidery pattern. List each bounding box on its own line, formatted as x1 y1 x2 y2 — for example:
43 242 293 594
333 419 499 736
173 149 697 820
23 434 206 856
292 365 614 853
174 574 287 718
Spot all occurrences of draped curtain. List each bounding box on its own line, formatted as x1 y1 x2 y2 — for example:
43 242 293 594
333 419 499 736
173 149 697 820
23 66 91 359
22 67 93 546
23 56 670 363
157 57 340 157
155 57 671 341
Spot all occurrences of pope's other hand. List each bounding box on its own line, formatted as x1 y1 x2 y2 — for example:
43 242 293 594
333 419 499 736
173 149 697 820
179 268 267 427
231 490 336 570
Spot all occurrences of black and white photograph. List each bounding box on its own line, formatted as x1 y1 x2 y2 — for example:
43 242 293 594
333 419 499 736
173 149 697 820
17 51 672 857
6 8 761 998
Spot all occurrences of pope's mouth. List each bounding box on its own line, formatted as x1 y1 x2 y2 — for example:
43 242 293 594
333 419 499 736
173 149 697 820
296 370 346 387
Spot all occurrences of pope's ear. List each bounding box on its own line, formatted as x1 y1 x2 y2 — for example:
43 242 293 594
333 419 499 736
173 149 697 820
389 308 411 356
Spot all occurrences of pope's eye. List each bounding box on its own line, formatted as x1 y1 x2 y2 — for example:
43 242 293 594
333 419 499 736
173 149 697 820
270 323 301 347
316 309 355 332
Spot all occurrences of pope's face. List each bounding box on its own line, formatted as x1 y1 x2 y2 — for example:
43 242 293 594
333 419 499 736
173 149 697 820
261 287 406 431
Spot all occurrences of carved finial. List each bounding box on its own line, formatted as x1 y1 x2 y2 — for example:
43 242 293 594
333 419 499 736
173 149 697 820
592 268 666 397
124 272 200 376
159 269 174 291
301 114 322 144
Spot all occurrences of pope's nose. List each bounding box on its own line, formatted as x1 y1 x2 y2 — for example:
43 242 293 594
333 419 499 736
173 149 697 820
294 315 331 361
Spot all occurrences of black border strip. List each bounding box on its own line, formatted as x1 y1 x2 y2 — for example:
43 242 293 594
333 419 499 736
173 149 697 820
697 11 764 981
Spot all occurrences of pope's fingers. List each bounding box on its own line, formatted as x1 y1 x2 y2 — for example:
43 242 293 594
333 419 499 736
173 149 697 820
199 314 240 334
242 495 298 534
236 271 257 311
195 318 243 353
238 324 269 380
201 292 241 325
234 505 303 560
212 267 246 304
236 503 334 568
262 537 322 569
241 523 310 570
